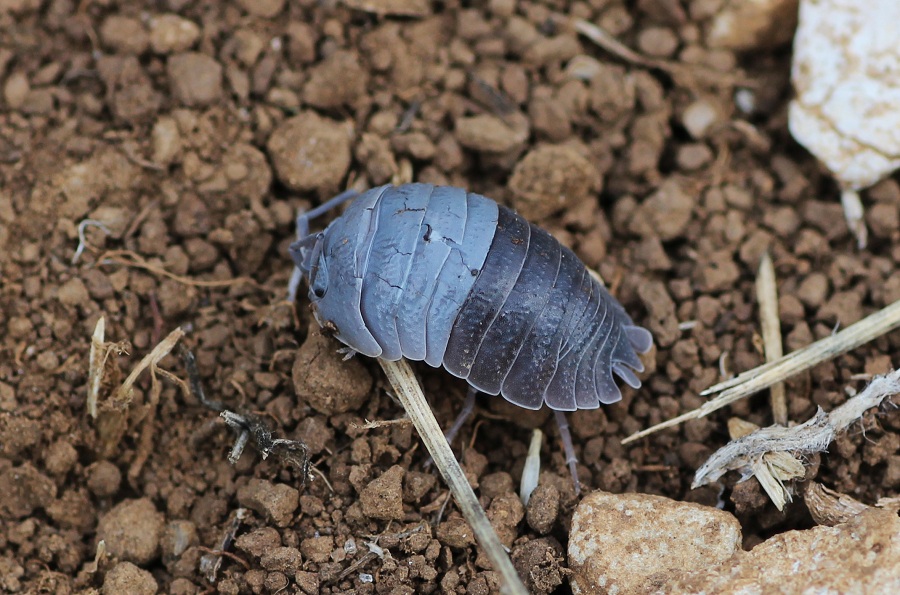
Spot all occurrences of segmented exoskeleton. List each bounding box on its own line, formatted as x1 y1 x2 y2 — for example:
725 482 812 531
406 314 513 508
290 183 652 489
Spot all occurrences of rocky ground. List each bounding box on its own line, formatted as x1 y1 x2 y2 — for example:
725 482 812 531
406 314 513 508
1 0 899 594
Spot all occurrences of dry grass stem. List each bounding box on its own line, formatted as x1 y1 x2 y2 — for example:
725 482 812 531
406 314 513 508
378 358 527 595
756 252 787 425
520 429 543 506
99 249 259 288
623 299 900 444
693 370 900 503
569 18 749 90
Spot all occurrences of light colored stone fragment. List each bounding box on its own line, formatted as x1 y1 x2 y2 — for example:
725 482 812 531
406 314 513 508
789 0 900 191
568 491 742 595
671 509 900 593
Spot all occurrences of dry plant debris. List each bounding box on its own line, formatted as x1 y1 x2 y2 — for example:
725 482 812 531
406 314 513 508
693 370 900 506
625 298 900 443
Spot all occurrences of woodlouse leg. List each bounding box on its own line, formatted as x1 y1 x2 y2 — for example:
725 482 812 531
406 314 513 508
554 410 582 495
444 387 478 445
423 387 478 469
288 189 360 301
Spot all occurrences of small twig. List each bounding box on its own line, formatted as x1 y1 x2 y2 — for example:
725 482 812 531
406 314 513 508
98 249 259 288
332 551 379 584
196 547 250 570
756 252 787 426
693 370 900 491
378 358 527 595
183 348 312 484
352 418 414 430
120 141 165 171
72 219 111 264
199 508 248 582
568 17 750 90
623 299 900 444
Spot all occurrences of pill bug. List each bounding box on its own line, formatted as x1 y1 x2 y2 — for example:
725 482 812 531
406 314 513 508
290 183 652 413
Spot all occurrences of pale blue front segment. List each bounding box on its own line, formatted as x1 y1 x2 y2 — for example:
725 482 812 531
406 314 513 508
308 184 498 365
309 186 387 358
394 186 468 361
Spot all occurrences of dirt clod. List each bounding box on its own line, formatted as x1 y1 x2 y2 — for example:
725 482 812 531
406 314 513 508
236 479 299 527
96 498 165 565
525 483 560 535
360 464 405 521
0 463 57 519
102 561 158 595
267 111 354 194
509 144 600 221
292 327 373 415
167 52 223 107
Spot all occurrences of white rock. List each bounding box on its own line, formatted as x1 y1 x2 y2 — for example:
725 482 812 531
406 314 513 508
568 491 742 595
789 0 900 191
669 508 900 593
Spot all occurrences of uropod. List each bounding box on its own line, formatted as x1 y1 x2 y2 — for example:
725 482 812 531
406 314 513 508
290 183 652 487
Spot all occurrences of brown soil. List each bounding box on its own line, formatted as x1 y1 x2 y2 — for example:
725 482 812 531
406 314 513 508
1 1 898 594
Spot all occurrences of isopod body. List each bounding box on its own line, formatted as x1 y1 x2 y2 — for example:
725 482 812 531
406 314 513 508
291 183 652 411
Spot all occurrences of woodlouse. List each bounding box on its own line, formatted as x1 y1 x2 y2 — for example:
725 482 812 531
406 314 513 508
290 183 652 486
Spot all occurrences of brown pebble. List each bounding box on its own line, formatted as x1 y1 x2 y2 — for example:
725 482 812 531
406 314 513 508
235 0 285 18
508 144 599 221
149 14 200 54
455 113 529 154
677 143 714 171
96 498 165 564
637 26 679 57
57 277 89 307
87 461 122 498
511 537 565 595
526 484 560 535
292 327 372 415
167 52 223 106
630 179 695 241
4 71 29 109
866 202 899 239
360 465 405 521
267 111 353 193
260 547 303 572
102 561 158 595
637 280 680 347
0 463 57 519
697 249 741 292
818 291 863 326
43 440 78 476
235 527 281 558
100 16 149 55
236 479 299 527
796 272 829 308
569 491 742 594
437 516 476 548
403 470 437 503
300 535 333 564
302 50 368 109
